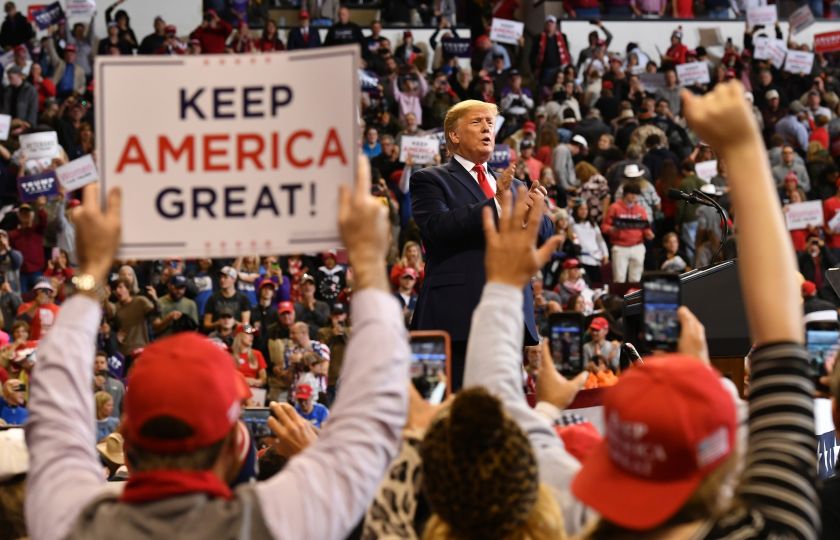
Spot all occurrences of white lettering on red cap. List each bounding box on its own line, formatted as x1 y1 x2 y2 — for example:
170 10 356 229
607 411 667 477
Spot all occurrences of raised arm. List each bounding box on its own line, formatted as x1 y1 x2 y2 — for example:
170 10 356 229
25 182 123 540
464 188 588 535
683 82 815 537
256 156 409 540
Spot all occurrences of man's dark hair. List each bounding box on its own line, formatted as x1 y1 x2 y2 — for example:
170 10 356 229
644 134 661 149
257 447 288 480
769 134 785 148
623 182 642 196
125 416 227 472
681 159 695 173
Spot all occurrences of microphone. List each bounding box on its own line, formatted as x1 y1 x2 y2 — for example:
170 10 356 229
667 188 713 207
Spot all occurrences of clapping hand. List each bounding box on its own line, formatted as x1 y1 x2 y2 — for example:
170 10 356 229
482 186 562 288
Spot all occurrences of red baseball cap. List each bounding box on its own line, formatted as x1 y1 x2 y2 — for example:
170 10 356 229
299 10 309 19
522 121 536 133
278 301 294 315
589 316 609 331
65 44 77 53
572 356 736 530
802 280 817 296
562 258 580 270
295 384 314 400
401 267 418 279
122 333 243 453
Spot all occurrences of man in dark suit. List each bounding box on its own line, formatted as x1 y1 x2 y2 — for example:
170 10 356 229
286 11 321 50
411 100 553 390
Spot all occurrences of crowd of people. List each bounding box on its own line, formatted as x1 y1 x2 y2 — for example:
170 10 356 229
0 0 837 538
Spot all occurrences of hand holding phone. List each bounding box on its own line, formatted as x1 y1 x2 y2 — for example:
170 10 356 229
409 330 451 404
547 312 585 376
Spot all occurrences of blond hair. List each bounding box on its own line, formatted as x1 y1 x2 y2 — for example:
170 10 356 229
424 483 566 540
578 451 740 539
95 391 113 419
443 100 499 154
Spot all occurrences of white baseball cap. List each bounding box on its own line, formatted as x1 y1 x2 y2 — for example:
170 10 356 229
572 135 589 149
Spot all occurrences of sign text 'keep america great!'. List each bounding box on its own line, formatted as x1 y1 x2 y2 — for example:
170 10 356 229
96 48 359 259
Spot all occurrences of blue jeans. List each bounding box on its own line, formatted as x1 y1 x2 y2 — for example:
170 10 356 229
575 7 601 18
20 271 43 293
809 0 824 17
607 5 633 17
707 7 731 19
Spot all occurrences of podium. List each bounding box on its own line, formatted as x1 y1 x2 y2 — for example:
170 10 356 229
623 260 751 393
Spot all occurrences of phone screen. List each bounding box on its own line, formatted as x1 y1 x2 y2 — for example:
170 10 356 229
642 275 681 350
806 329 839 386
240 408 272 441
409 332 450 404
548 314 584 376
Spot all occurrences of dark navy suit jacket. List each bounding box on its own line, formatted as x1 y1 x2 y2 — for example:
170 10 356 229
410 158 553 344
287 27 322 50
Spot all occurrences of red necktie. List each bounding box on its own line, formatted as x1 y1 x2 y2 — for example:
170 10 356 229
303 29 308 44
473 163 495 199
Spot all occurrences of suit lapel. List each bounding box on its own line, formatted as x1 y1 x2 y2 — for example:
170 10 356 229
446 159 486 203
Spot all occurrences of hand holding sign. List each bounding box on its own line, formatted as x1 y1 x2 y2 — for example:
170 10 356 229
338 156 389 292
72 182 122 285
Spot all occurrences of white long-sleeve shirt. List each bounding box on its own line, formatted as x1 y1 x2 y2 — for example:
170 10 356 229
463 283 590 536
25 290 409 540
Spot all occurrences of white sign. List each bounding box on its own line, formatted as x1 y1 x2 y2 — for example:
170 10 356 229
784 200 823 230
56 154 98 191
95 48 360 259
489 18 524 45
640 72 666 93
695 160 718 181
747 5 777 28
675 62 710 86
399 136 439 164
0 114 10 141
784 50 814 75
19 131 58 160
789 5 815 35
754 37 787 68
66 0 96 18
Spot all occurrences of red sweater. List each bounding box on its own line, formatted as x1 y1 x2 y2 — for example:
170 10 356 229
601 200 650 247
189 20 233 54
824 197 840 249
9 209 47 273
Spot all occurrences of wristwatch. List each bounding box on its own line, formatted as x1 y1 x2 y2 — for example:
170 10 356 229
72 273 104 299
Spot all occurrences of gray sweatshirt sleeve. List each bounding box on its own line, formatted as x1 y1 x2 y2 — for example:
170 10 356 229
256 289 409 540
463 282 590 535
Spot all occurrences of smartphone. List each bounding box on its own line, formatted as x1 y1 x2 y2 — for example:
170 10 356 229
240 408 273 441
641 272 681 352
806 325 839 393
409 330 451 404
547 312 585 377
14 383 25 392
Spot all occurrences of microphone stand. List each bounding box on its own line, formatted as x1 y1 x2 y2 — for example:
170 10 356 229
690 189 730 264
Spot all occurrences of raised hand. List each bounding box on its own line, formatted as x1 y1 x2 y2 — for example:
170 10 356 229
268 402 319 458
72 183 121 284
681 82 760 158
338 155 389 292
482 186 562 288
